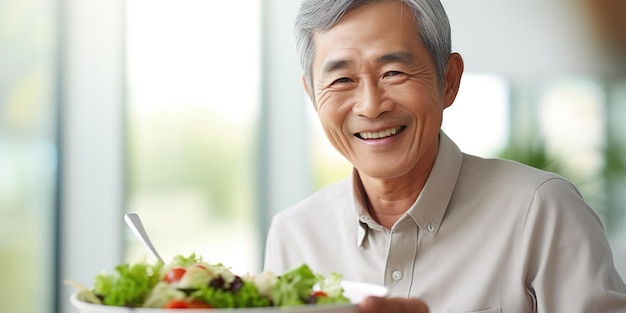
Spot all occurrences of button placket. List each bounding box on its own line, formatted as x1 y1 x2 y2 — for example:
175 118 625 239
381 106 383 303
384 219 418 296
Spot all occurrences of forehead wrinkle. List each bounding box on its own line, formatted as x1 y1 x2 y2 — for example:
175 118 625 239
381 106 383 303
377 51 419 67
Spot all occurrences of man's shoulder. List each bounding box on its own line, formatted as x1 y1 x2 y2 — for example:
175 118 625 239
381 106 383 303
460 153 563 188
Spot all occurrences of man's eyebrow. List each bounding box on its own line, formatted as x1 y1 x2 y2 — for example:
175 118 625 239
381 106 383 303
320 51 418 75
377 51 419 66
321 59 353 75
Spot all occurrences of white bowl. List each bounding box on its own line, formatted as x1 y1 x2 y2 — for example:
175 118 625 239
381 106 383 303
70 281 388 313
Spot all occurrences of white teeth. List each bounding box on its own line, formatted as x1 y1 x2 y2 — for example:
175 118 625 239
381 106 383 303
358 127 402 139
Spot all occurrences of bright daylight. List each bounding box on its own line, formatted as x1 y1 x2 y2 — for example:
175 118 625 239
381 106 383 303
1 0 625 312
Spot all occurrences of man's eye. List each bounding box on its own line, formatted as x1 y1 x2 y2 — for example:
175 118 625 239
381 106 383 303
384 71 403 77
332 77 352 84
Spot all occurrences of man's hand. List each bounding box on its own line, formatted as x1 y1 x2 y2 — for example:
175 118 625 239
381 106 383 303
358 296 429 313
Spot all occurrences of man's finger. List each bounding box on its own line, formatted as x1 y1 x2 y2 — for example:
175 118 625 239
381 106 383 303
358 296 429 313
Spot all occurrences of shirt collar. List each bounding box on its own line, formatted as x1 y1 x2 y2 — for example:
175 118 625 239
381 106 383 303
353 131 464 246
351 170 379 247
407 131 463 237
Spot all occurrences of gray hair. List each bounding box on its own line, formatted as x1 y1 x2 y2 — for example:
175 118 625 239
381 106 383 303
294 0 452 104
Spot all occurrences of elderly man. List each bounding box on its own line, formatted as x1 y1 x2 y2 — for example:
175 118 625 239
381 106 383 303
264 0 626 312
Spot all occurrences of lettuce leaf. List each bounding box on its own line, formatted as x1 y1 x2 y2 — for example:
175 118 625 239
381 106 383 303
191 280 271 308
93 261 163 307
169 252 203 267
271 264 318 306
316 272 350 304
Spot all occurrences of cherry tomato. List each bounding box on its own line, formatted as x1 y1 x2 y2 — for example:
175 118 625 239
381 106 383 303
311 291 328 298
164 300 189 308
163 299 212 309
163 267 186 284
187 300 213 308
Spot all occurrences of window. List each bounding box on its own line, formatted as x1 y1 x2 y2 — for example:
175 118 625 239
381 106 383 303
125 0 262 274
442 74 510 157
307 103 352 189
0 0 58 312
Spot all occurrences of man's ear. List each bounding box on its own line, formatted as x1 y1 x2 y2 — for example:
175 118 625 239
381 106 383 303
302 76 318 110
302 75 312 99
443 53 464 109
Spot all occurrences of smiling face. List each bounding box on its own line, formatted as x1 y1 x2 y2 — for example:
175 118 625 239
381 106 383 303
309 2 463 181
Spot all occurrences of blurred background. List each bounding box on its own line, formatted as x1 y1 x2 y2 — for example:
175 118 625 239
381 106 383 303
1 0 625 312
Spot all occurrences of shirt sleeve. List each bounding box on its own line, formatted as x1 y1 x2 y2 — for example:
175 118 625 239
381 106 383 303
522 177 626 312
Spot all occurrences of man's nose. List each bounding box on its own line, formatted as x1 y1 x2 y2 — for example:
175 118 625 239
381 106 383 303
352 80 393 118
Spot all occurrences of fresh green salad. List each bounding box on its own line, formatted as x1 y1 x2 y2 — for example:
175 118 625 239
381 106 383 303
66 253 350 309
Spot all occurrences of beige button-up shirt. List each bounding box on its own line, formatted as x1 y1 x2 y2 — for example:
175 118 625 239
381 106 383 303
264 132 626 312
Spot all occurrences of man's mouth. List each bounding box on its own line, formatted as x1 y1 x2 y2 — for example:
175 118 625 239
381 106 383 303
355 126 406 140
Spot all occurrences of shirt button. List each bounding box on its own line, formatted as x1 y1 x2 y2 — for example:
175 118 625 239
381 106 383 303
391 270 403 281
427 223 435 232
